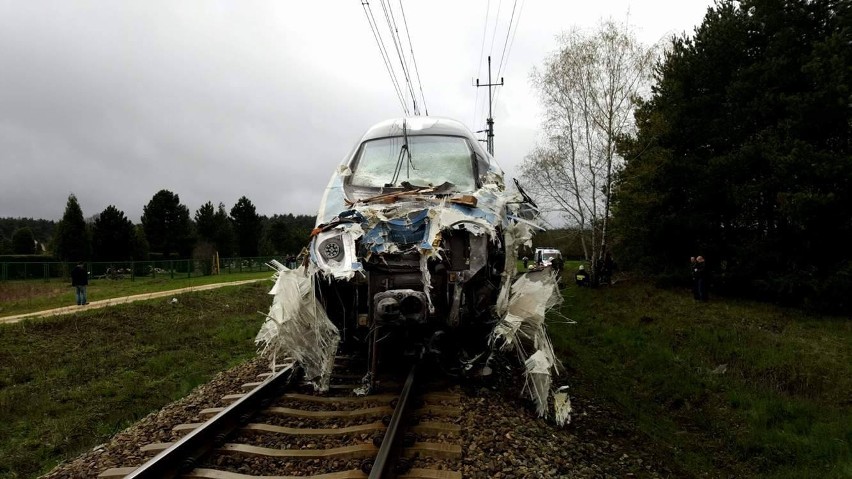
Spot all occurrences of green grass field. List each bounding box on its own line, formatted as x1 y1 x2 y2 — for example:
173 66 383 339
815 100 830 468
0 282 272 478
550 262 851 478
1 263 848 478
0 270 273 318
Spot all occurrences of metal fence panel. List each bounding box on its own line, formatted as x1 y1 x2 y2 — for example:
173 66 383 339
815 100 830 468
0 256 284 282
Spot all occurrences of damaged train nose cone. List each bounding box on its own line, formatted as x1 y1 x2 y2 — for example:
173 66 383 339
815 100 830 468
255 116 571 425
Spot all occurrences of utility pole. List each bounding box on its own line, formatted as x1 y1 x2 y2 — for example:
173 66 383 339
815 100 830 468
475 55 504 156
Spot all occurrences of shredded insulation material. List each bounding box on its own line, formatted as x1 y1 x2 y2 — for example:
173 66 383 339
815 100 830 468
490 268 568 424
255 260 340 391
256 176 571 423
553 389 573 425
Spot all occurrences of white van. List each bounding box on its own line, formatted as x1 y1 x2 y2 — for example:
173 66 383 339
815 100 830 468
534 247 562 266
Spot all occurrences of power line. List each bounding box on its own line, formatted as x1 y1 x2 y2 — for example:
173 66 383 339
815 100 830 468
496 0 518 79
488 0 503 58
472 0 491 127
397 0 428 115
361 1 409 115
480 0 503 127
471 0 525 155
493 0 525 108
379 0 418 115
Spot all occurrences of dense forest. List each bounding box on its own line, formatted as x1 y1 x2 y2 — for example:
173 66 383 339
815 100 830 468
518 0 849 313
613 0 850 312
0 192 315 261
0 218 56 253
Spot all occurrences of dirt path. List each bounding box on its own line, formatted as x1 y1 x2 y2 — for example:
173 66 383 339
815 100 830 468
0 279 267 325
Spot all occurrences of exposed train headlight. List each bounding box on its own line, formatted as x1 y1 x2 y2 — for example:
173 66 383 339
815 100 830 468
312 229 361 280
319 235 344 261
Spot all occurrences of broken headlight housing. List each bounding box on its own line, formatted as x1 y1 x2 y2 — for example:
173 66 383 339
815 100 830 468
313 230 359 279
319 236 344 261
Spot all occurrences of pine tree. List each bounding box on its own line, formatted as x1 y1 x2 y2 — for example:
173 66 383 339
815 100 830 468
52 194 91 261
230 196 261 257
141 190 195 258
11 227 36 254
92 205 135 261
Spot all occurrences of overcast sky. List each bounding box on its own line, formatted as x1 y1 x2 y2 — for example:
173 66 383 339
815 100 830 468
0 1 712 222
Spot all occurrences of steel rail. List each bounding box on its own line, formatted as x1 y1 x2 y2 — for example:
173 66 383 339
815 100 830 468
368 363 418 479
123 364 295 479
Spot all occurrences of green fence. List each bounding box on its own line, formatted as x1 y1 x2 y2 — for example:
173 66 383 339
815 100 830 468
0 257 285 282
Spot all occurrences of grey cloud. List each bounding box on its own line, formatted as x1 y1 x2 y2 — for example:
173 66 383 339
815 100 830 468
0 1 711 222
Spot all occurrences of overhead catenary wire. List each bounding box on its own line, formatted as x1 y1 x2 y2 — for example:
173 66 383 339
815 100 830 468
493 0 525 108
474 0 525 133
471 0 525 156
359 0 427 117
472 0 491 127
488 0 504 59
379 0 419 115
479 0 503 127
361 1 409 115
496 0 519 79
397 0 428 116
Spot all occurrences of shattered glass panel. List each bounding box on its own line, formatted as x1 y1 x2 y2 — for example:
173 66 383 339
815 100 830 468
350 135 476 191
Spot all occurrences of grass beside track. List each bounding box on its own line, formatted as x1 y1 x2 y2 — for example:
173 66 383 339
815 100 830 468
550 263 851 478
0 270 273 318
2 263 849 478
0 281 272 479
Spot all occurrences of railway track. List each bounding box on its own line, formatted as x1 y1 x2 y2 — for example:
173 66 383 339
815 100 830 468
98 356 463 479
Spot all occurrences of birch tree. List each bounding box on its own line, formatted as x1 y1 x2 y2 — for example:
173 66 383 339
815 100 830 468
520 20 656 274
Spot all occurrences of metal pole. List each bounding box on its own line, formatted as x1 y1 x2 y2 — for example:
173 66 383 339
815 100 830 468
474 55 504 156
487 56 493 155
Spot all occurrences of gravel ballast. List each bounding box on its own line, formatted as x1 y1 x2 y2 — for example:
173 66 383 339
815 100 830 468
41 358 680 478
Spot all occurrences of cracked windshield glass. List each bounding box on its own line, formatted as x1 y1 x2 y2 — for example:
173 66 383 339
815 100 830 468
349 135 475 191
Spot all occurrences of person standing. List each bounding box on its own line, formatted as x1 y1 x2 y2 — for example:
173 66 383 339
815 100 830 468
575 264 590 287
551 255 564 286
690 257 698 299
694 256 708 301
71 262 89 306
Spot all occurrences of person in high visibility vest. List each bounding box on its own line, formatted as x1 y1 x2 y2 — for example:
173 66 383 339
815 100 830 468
575 264 590 287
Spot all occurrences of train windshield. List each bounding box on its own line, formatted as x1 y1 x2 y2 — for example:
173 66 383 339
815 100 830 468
349 135 476 191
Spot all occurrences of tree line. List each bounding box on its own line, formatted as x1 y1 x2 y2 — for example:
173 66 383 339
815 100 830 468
0 190 315 262
523 0 850 312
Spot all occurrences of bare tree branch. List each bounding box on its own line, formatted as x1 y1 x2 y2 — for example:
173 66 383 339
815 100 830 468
521 19 657 267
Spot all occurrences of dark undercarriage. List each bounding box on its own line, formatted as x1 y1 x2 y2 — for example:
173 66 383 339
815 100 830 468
317 227 506 386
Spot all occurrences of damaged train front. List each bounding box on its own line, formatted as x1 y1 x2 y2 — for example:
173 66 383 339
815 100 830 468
255 116 570 424
310 117 524 389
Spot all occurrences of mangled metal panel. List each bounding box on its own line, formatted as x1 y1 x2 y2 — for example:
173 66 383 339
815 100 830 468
255 117 571 424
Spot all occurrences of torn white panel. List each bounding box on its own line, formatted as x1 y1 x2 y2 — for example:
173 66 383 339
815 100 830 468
525 350 553 417
553 390 572 425
490 268 568 424
419 254 435 313
495 221 534 316
255 261 340 391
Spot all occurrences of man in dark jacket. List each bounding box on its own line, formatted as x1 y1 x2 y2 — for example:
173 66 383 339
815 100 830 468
694 256 708 301
550 255 564 287
71 262 89 306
